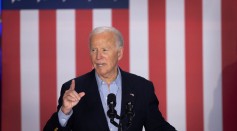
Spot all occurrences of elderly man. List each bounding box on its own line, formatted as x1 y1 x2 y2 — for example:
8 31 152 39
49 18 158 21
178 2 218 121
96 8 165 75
44 26 176 131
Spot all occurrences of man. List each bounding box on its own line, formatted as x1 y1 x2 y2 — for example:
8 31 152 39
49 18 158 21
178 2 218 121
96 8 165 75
44 26 176 131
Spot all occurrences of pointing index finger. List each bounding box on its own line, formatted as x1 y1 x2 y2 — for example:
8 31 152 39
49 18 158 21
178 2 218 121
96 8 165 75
70 80 75 90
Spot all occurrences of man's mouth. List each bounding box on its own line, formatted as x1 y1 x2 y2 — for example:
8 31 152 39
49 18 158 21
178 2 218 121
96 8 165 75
96 63 105 67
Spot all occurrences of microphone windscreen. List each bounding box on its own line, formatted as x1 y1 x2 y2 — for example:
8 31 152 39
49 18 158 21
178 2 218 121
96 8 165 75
107 93 116 106
127 93 135 104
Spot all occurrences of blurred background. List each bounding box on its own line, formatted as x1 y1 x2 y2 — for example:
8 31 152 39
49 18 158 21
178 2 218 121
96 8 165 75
1 0 237 131
0 0 2 130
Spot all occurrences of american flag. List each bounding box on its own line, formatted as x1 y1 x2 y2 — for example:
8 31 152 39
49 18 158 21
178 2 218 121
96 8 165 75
1 0 237 131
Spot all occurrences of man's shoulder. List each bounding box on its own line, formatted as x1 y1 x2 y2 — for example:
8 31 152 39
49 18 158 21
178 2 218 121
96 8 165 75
121 69 151 84
121 69 154 94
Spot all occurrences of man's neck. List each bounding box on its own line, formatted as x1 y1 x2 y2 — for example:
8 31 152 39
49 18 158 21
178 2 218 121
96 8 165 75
101 72 117 85
98 68 118 85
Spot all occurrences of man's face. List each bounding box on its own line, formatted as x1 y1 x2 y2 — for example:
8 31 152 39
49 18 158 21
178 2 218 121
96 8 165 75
90 32 123 79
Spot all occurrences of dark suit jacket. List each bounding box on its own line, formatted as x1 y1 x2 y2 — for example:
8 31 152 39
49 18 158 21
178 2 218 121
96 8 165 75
44 69 176 131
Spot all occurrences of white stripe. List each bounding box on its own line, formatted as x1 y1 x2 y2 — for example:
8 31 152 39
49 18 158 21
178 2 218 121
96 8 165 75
93 9 112 28
166 1 186 131
203 0 223 131
129 0 149 79
20 10 40 131
56 10 76 99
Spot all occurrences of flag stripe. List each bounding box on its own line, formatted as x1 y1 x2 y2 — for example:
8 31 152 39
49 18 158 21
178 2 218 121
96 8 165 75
129 0 149 79
203 0 222 130
39 10 57 131
112 9 130 72
185 0 204 131
221 0 237 130
148 0 167 118
2 10 21 131
56 10 76 99
76 10 93 76
166 0 186 130
93 9 112 28
20 10 40 131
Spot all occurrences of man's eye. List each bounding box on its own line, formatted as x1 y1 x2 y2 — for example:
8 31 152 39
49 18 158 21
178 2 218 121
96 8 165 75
91 49 96 52
103 49 108 51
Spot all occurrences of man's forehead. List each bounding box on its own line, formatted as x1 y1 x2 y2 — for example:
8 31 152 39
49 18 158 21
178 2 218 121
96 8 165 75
91 34 116 43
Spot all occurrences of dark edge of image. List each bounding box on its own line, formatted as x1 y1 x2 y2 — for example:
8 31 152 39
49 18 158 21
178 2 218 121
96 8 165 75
0 0 2 130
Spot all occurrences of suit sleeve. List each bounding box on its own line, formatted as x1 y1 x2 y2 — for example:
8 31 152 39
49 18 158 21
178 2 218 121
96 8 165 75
144 82 176 131
43 82 73 131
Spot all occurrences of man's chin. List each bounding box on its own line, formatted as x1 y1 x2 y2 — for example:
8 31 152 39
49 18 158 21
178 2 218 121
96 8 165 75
95 69 106 76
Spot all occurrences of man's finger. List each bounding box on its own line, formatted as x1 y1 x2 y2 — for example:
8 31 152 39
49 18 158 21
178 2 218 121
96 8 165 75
78 92 85 99
65 91 79 100
66 95 78 102
69 80 75 90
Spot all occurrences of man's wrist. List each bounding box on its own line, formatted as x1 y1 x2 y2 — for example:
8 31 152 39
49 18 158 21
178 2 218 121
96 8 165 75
61 106 72 115
58 107 73 127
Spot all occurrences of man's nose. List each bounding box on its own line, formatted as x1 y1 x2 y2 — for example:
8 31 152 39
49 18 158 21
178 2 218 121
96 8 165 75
96 51 102 59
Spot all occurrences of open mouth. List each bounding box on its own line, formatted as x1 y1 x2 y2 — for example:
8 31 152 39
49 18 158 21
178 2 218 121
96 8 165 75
96 63 105 67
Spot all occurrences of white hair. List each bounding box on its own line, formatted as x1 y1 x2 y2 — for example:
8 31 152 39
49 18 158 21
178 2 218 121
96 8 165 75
89 26 124 48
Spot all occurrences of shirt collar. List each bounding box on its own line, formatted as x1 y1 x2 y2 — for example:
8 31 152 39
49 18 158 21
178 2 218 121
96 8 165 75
95 68 122 88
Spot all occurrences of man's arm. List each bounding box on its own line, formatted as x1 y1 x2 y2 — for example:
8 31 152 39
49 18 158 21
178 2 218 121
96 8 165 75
58 107 73 127
43 80 85 131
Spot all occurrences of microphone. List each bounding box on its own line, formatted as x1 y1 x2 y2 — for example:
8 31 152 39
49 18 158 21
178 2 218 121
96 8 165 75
107 93 120 128
107 93 117 119
125 93 135 128
106 93 135 130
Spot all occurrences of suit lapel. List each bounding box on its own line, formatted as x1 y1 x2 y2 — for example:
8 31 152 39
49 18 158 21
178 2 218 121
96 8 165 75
120 69 135 119
86 70 109 130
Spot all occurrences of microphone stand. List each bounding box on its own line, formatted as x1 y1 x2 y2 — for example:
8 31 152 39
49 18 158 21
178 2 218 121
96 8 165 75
108 113 123 131
107 93 135 131
125 101 135 128
107 105 135 131
107 93 123 130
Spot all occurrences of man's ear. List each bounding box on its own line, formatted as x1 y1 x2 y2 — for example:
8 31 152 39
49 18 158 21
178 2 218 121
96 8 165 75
118 47 124 60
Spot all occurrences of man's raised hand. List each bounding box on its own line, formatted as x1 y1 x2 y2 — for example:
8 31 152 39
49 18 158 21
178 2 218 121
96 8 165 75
61 80 85 114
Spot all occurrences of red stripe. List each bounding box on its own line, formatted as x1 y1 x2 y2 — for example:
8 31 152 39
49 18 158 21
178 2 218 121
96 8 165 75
76 10 93 76
112 9 130 72
185 0 204 131
148 0 167 118
221 0 237 130
1 11 21 131
39 10 57 130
